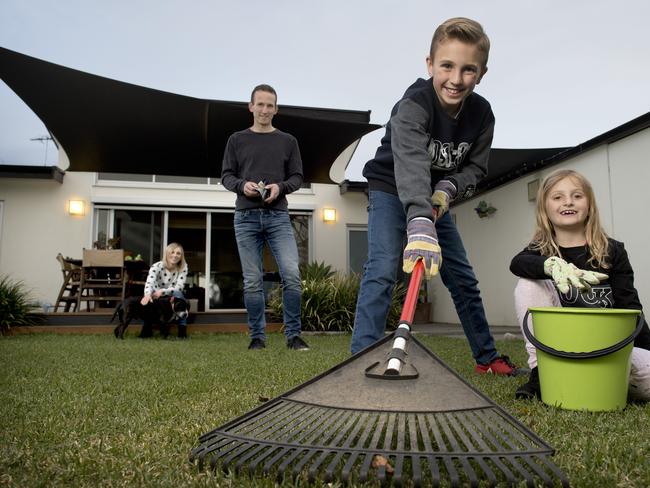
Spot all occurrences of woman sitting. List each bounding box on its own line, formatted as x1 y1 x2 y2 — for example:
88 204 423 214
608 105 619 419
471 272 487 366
140 242 189 338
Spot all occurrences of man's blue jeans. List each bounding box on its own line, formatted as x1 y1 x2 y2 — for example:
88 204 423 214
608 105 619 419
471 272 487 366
350 190 498 364
234 209 302 341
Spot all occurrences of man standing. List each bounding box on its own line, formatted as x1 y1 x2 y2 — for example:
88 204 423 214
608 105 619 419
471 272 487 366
221 84 309 351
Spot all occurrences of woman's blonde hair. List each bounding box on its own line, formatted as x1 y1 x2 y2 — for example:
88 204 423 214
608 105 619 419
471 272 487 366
163 242 186 271
530 169 610 268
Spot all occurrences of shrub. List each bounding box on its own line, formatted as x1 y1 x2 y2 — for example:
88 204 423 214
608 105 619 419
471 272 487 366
299 261 335 282
0 275 43 335
268 263 406 332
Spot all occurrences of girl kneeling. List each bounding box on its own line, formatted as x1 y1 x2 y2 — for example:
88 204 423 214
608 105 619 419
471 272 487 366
511 169 650 401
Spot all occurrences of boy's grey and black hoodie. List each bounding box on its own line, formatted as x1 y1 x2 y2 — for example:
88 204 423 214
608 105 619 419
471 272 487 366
363 77 495 222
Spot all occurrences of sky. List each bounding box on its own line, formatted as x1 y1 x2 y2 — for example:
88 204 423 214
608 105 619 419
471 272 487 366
1 0 649 181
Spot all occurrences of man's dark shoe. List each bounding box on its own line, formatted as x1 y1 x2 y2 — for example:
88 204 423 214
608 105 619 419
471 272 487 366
287 335 310 351
248 338 266 350
515 366 541 400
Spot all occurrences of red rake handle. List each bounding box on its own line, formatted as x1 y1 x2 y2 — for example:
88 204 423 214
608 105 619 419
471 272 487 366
399 207 436 324
399 259 424 324
382 258 424 376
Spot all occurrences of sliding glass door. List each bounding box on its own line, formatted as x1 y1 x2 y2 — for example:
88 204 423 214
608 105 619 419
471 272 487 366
168 211 207 310
98 207 310 311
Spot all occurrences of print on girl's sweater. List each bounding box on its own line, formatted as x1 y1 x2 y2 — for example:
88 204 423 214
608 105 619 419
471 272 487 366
559 284 614 308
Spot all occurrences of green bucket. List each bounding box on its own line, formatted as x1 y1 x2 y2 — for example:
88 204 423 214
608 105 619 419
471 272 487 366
523 307 643 411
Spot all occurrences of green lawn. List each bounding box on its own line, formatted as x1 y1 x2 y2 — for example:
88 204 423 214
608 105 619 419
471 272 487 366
1 333 648 487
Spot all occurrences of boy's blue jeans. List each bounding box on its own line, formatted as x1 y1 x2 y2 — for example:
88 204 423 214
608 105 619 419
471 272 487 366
234 209 302 342
350 190 498 364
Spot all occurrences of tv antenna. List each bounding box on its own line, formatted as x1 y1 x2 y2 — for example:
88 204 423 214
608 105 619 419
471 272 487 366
30 134 53 165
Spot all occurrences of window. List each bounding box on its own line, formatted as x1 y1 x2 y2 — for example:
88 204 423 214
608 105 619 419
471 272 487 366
156 175 209 184
114 210 163 264
168 211 207 310
97 172 217 185
347 225 368 275
97 172 154 182
291 215 310 266
209 213 310 309
92 206 310 311
209 213 243 308
94 208 111 249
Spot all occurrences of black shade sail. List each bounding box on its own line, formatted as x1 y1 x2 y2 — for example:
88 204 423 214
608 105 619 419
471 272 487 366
0 46 382 183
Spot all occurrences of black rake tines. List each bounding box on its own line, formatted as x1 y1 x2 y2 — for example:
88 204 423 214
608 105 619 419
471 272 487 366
191 401 566 486
190 334 569 487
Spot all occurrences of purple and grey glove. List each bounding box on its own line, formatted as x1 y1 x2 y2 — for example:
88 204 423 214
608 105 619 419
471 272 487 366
402 217 442 279
431 180 457 218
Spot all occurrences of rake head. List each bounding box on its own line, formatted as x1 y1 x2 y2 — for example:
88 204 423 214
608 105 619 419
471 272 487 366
190 334 568 487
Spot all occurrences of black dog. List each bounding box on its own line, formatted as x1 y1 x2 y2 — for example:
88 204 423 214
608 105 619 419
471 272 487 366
112 295 189 339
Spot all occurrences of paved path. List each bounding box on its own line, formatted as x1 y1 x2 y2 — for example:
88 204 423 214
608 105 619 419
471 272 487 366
411 323 522 340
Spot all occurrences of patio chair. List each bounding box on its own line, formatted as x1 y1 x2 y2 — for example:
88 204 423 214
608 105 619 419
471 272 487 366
124 259 149 297
54 253 81 312
77 249 126 311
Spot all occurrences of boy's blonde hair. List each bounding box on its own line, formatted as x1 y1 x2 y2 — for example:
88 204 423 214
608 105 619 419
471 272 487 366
530 169 610 269
163 242 186 271
430 17 490 68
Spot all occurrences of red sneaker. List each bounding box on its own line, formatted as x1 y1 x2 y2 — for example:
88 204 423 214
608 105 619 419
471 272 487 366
474 355 517 376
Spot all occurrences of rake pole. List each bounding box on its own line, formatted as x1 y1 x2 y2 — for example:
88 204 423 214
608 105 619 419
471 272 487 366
385 257 424 375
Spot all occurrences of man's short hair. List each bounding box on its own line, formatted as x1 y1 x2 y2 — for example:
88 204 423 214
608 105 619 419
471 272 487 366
430 17 490 68
250 84 277 104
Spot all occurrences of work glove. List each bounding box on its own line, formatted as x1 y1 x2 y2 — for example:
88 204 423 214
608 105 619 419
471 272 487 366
431 180 456 218
543 256 608 294
402 218 442 279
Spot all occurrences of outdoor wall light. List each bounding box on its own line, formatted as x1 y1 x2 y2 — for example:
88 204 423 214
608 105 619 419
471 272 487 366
68 199 85 216
322 207 337 223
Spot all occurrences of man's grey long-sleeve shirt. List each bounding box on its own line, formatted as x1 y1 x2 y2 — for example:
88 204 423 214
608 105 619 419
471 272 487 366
221 128 303 211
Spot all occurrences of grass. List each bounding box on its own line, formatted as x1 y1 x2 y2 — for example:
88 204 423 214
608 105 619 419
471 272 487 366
1 333 648 487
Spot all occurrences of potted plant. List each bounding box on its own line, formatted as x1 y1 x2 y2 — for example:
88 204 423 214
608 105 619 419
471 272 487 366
0 275 43 335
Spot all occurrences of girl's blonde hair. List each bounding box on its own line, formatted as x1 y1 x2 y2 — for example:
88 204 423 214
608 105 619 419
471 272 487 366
530 169 610 268
163 242 186 271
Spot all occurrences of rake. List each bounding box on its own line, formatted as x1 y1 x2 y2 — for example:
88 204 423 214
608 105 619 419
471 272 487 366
191 261 568 486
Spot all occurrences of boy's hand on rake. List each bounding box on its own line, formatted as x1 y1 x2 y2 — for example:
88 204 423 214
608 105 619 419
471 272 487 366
403 217 441 279
431 180 456 218
543 256 608 294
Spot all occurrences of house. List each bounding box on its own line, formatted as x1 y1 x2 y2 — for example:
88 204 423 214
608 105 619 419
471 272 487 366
2 46 649 329
0 163 374 313
0 47 379 315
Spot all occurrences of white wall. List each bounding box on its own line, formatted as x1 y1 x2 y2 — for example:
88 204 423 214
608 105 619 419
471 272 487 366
608 130 650 304
309 183 369 271
0 172 93 306
430 127 650 326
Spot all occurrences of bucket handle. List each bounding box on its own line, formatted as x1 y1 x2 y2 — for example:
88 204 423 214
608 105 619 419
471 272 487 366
522 309 645 360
